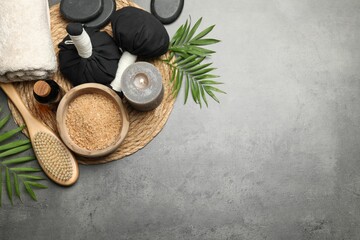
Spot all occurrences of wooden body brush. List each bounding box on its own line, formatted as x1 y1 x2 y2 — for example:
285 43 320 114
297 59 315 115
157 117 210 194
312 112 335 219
0 83 79 186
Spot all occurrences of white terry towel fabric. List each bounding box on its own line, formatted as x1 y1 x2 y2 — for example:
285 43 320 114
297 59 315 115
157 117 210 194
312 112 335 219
0 0 57 82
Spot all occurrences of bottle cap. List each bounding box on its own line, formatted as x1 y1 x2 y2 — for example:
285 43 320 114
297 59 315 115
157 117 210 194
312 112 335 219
34 80 51 98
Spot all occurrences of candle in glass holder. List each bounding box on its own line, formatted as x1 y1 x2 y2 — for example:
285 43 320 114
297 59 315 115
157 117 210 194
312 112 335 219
121 62 164 111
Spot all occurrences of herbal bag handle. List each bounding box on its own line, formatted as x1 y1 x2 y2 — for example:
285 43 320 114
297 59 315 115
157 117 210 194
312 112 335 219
58 23 121 86
66 23 92 58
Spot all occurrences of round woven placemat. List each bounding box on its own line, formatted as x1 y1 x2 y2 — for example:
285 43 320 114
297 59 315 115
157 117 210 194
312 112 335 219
8 0 175 165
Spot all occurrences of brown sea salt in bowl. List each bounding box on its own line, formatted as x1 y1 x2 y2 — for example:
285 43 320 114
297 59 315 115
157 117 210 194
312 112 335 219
56 83 129 158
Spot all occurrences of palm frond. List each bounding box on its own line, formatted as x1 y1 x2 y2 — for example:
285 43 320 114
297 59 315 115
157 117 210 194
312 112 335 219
0 109 47 207
165 17 225 107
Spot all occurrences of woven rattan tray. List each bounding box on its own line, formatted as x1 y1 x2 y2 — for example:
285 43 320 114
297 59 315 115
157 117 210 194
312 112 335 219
8 0 175 165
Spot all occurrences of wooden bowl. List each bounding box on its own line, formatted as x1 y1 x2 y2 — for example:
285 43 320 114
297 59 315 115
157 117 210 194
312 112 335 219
56 83 129 158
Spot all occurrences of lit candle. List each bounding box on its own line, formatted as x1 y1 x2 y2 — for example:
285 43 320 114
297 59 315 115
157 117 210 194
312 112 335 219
121 62 164 111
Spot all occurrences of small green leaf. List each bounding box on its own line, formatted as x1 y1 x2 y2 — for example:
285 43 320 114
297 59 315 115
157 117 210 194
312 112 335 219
176 52 190 59
168 52 175 62
174 54 197 65
0 125 25 143
184 18 195 42
2 156 35 165
0 115 10 130
190 38 220 46
5 168 13 205
25 181 47 189
204 85 226 94
194 74 220 80
204 87 220 103
190 79 199 104
179 20 190 44
184 75 190 104
175 71 184 95
198 80 223 85
192 25 216 41
187 46 215 56
191 67 216 76
168 46 189 55
200 85 208 107
172 23 185 45
188 62 212 73
195 82 202 108
170 66 177 83
9 167 41 173
0 139 30 151
0 144 32 158
180 57 205 70
172 46 210 57
13 173 21 200
18 174 45 180
24 182 37 201
187 17 202 41
174 20 187 45
172 69 180 95
172 24 183 40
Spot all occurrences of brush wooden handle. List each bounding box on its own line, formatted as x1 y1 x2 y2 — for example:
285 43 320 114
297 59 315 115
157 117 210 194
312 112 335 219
0 82 79 186
0 82 40 127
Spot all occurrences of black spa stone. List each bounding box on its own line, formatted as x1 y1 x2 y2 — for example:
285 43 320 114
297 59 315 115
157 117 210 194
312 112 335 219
150 0 184 25
84 0 116 29
60 0 103 22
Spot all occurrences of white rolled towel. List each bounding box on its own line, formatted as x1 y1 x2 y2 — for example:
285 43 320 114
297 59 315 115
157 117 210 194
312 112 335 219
0 0 57 82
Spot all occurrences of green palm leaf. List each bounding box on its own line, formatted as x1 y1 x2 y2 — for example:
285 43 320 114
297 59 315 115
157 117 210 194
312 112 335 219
18 174 45 180
0 125 25 143
0 139 30 151
190 39 220 46
0 108 47 207
187 18 202 41
10 167 41 172
2 156 35 165
13 173 21 201
5 167 12 205
192 25 216 41
184 75 190 104
0 144 32 158
165 17 225 107
0 115 10 129
24 182 37 201
25 181 47 189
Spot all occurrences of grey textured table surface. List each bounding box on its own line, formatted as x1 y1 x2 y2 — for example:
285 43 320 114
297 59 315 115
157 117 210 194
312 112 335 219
1 0 360 239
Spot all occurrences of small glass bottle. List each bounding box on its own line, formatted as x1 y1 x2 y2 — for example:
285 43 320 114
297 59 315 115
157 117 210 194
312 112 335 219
33 80 65 109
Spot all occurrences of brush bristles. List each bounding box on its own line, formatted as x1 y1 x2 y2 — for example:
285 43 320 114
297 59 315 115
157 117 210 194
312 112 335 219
33 132 73 182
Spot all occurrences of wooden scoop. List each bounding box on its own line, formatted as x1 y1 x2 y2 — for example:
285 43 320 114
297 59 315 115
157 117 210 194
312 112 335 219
0 82 79 186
